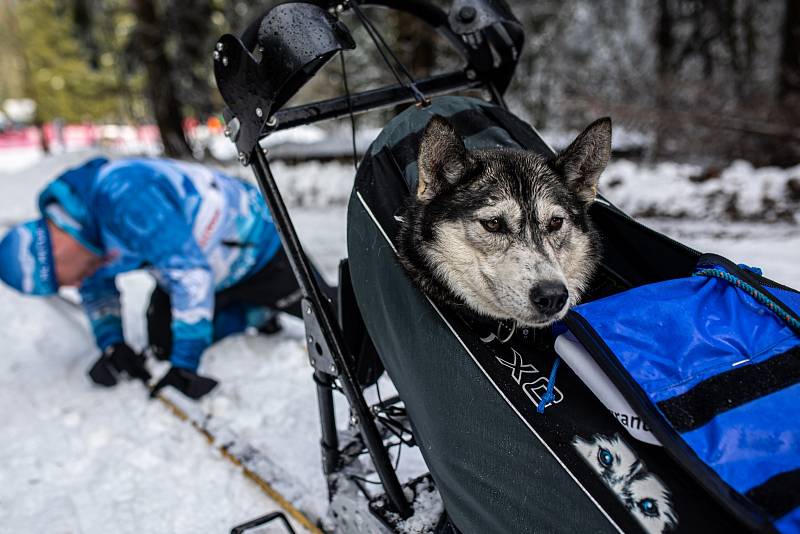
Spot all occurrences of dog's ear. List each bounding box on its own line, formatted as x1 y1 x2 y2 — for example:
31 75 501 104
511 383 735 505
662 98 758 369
417 115 467 202
552 117 611 204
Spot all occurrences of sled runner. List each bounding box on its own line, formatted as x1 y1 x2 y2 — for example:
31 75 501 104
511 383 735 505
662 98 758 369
213 1 800 532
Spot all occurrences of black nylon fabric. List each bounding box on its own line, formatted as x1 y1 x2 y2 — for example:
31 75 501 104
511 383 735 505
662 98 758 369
347 96 743 533
348 196 618 534
348 97 617 533
746 468 800 519
657 345 800 433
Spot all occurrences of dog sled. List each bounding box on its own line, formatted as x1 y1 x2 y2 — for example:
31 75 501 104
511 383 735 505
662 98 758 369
213 1 800 533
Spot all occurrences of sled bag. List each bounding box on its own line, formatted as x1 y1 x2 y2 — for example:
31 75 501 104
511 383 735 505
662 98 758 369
564 254 800 533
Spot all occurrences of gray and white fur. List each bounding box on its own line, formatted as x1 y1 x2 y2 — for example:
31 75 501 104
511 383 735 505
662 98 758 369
397 115 612 327
573 433 678 533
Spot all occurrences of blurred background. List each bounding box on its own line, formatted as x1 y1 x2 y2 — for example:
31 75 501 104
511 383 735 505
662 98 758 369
0 0 797 270
2 0 797 224
0 0 797 161
1 0 797 226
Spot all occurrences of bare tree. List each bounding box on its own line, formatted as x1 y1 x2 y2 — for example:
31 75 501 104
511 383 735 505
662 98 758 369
167 0 216 119
130 0 193 159
779 0 800 100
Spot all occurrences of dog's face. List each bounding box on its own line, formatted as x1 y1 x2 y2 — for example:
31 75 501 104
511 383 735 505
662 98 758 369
397 115 611 327
573 433 678 533
573 433 641 491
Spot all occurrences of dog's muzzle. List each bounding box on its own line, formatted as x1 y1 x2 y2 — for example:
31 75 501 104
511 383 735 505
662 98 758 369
530 281 569 317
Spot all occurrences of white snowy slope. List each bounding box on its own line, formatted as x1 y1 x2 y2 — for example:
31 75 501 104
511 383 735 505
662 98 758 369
599 159 800 224
646 219 800 285
0 151 797 534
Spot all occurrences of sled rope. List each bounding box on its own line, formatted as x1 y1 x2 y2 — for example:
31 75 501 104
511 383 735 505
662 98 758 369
155 395 325 534
694 268 800 332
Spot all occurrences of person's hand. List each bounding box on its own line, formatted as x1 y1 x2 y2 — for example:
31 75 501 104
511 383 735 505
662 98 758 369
88 344 151 387
149 367 218 400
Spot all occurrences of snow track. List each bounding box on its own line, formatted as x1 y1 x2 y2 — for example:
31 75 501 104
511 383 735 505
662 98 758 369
155 393 324 534
0 284 308 533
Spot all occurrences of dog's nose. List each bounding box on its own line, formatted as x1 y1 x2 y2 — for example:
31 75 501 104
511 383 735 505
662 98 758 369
530 281 569 316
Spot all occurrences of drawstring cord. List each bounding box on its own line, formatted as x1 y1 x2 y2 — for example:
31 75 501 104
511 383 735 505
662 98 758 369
694 267 800 333
537 357 561 414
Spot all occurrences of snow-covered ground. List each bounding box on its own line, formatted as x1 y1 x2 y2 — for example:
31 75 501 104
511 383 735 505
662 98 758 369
0 150 797 533
600 159 800 224
0 288 299 533
0 152 332 534
645 219 799 285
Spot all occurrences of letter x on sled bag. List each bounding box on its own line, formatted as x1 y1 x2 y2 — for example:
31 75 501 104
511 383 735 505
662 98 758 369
564 254 800 533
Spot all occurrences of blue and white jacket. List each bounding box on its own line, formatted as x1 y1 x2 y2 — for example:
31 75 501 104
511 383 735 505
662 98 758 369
40 157 281 371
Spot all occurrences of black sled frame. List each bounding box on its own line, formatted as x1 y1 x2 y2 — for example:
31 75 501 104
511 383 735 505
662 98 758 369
214 0 523 528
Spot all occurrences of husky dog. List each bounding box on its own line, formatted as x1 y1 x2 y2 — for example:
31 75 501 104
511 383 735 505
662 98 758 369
573 433 678 533
397 115 612 327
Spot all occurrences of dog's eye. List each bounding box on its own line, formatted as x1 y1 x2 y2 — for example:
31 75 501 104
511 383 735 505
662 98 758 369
637 498 660 518
480 217 504 233
547 216 564 232
597 447 614 468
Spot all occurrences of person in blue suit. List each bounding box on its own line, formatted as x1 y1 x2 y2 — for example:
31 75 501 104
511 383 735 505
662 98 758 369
0 157 332 399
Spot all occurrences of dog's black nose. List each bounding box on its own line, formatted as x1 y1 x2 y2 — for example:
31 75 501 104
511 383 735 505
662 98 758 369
530 282 569 316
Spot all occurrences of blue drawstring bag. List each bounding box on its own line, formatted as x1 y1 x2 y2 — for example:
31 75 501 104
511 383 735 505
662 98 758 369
565 254 800 533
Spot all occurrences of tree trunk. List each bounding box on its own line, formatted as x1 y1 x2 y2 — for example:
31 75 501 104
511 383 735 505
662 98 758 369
652 0 675 160
36 120 50 154
779 0 800 101
776 0 800 165
168 0 214 119
131 0 193 159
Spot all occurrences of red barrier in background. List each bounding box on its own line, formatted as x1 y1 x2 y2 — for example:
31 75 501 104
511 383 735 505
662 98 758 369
0 124 166 150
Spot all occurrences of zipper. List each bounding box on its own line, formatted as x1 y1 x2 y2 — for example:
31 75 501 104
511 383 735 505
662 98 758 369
222 239 255 248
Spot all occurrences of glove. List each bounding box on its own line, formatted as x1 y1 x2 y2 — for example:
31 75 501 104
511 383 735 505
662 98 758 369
258 314 282 335
88 354 119 387
150 367 218 400
88 344 152 387
145 344 171 362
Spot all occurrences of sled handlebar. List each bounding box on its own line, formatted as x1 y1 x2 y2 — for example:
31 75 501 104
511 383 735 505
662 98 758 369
214 0 523 157
267 71 482 133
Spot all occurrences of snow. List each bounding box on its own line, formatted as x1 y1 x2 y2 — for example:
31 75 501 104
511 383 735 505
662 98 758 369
393 479 444 534
115 205 429 522
642 219 800 286
0 152 322 534
0 146 44 174
209 125 329 161
0 199 428 530
0 148 797 533
0 285 305 533
600 159 800 224
0 150 112 226
207 125 382 163
543 126 653 154
261 161 357 209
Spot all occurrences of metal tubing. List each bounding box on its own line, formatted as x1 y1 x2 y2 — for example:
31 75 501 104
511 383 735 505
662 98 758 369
230 511 296 534
487 82 508 110
248 149 412 518
315 370 340 477
270 71 480 132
